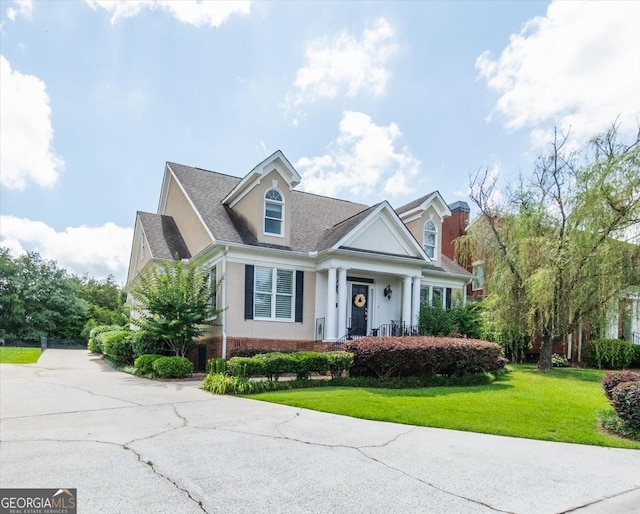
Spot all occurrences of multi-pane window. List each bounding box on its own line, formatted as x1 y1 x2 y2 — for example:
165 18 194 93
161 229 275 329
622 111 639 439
264 189 283 235
254 266 294 320
420 285 446 308
472 263 485 291
423 220 437 259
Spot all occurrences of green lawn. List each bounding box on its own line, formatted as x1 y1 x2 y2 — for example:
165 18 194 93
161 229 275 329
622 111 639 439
248 366 640 449
0 346 42 364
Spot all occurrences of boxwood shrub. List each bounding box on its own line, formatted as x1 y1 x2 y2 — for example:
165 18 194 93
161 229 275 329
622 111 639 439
102 330 135 366
134 354 164 375
343 336 506 379
224 351 353 381
583 338 633 369
152 356 194 378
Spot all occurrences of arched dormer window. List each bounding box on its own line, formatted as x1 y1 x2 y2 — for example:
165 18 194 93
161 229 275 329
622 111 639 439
423 220 437 259
264 189 284 236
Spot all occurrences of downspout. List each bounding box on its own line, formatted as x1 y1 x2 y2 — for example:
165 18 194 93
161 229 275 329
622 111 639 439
221 245 229 359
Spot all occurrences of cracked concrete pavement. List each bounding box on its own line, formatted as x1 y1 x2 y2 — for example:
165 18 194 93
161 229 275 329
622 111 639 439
1 350 639 514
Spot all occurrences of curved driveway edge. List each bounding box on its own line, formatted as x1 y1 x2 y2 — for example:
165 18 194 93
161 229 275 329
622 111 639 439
1 349 638 513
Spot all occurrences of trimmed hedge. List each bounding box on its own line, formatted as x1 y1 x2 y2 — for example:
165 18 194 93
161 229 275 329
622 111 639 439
134 354 164 375
87 325 122 354
223 351 353 381
584 338 634 369
152 356 194 378
343 336 506 379
102 330 135 366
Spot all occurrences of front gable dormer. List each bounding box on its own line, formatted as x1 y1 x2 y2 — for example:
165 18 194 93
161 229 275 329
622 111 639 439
397 191 452 264
324 202 429 261
222 150 301 246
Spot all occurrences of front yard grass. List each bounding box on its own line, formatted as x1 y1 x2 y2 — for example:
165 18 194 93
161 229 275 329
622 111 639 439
0 346 42 364
248 365 640 449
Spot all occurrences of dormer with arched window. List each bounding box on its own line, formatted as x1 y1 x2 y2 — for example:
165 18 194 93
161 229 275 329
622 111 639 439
423 220 437 259
264 188 284 236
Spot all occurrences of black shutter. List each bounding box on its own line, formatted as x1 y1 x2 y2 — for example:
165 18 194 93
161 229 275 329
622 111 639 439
445 287 452 310
295 270 304 323
244 265 254 320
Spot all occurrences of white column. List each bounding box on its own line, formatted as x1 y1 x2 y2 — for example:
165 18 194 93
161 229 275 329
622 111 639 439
337 268 348 339
402 275 412 327
411 276 421 326
325 267 337 341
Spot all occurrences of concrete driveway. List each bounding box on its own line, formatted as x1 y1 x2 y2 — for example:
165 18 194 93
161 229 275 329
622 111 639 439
1 350 638 514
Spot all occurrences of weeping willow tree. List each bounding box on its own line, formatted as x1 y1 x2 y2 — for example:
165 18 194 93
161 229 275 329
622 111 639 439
458 124 640 371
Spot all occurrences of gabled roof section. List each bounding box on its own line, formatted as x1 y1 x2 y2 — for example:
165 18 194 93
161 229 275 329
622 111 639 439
167 161 368 252
318 201 430 260
396 191 451 222
222 150 301 208
138 212 191 260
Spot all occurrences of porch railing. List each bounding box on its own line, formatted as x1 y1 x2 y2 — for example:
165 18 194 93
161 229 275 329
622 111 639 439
334 322 425 343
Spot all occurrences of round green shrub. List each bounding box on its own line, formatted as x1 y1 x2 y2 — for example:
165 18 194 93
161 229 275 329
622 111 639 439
102 330 135 365
87 324 122 354
152 356 194 378
611 381 640 431
131 330 164 359
134 354 164 375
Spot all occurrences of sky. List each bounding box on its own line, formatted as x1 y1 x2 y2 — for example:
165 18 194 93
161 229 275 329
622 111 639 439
1 0 639 284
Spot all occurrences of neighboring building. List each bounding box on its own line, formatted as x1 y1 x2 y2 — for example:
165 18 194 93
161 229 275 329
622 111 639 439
441 205 640 361
126 151 472 361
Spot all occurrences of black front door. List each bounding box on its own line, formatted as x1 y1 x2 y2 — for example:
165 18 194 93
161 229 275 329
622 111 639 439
350 284 369 336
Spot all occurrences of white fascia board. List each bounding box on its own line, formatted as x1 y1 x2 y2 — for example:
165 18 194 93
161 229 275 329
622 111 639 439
315 248 425 276
196 241 316 271
398 192 452 223
165 163 216 242
157 164 171 214
422 267 473 282
125 216 143 287
222 150 301 207
334 202 430 261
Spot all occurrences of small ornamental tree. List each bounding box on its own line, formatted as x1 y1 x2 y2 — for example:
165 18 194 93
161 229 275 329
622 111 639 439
129 259 219 357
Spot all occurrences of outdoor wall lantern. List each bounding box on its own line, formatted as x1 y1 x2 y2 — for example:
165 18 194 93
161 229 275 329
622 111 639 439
384 285 392 300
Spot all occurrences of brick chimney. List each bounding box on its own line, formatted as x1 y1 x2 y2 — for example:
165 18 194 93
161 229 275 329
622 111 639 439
442 201 470 262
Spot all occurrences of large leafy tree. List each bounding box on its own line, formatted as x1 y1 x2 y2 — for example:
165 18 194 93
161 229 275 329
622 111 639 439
0 249 88 340
129 259 218 357
74 274 127 336
460 125 640 371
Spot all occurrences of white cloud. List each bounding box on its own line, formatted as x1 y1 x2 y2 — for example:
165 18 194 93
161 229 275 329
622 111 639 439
84 0 250 27
0 216 134 283
285 18 398 120
0 55 63 190
476 0 640 143
5 0 32 22
296 111 420 200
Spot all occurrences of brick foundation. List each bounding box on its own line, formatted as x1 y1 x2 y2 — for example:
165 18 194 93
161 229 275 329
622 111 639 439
187 336 332 370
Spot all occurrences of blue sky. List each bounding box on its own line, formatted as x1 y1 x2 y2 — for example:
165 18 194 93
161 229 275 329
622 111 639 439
1 0 638 283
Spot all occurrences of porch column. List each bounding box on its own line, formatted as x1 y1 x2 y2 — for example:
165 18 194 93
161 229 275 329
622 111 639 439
411 276 421 326
402 275 412 326
325 267 337 341
337 268 348 339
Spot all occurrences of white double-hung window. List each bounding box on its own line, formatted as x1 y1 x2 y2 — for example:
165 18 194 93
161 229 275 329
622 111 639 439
264 189 284 236
254 266 294 320
423 220 437 259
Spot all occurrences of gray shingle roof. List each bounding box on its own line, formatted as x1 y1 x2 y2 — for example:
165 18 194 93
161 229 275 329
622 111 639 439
433 255 472 276
395 193 433 215
168 162 370 252
138 211 191 260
